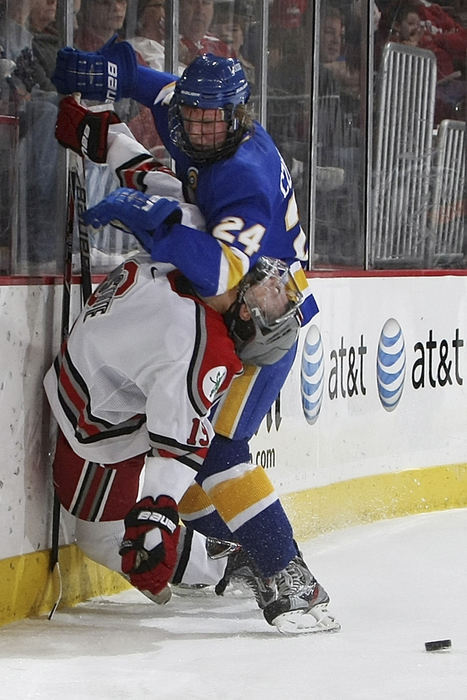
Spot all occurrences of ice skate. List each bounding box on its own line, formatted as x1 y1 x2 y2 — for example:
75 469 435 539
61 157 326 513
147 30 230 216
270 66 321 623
262 556 341 635
217 549 340 635
215 546 276 607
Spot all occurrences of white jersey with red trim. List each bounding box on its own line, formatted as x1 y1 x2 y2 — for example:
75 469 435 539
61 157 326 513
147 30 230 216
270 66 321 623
44 256 243 467
106 122 206 232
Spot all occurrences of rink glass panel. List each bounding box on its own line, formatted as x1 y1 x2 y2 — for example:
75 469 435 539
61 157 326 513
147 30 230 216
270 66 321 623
0 0 465 276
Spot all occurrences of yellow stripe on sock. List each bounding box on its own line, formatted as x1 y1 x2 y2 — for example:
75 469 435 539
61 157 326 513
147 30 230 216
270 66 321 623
206 465 276 523
179 482 215 519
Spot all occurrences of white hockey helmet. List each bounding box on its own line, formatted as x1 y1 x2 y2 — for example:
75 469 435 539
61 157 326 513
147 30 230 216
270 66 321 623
225 257 303 366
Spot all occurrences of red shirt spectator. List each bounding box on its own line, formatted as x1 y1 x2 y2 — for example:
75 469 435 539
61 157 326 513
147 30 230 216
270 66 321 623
179 0 235 65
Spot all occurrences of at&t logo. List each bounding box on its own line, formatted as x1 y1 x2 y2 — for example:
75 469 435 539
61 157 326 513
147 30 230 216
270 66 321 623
300 325 324 425
376 319 406 411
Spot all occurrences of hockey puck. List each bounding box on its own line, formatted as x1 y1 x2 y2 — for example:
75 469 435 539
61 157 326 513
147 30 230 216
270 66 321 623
425 639 451 652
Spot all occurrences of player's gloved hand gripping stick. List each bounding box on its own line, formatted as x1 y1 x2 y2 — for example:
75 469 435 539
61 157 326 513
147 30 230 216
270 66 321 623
55 95 121 163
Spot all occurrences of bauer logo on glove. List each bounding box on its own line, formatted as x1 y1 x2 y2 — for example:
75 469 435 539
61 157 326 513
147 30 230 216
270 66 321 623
52 34 138 102
119 495 180 596
133 507 178 532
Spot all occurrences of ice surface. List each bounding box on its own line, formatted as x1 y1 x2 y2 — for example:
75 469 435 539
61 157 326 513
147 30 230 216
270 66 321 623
1 508 467 699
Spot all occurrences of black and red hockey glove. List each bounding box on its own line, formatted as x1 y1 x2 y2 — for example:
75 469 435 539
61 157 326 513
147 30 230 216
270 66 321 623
119 495 180 595
55 95 121 163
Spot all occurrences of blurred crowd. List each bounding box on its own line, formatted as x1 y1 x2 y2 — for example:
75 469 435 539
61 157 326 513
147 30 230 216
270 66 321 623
0 0 465 272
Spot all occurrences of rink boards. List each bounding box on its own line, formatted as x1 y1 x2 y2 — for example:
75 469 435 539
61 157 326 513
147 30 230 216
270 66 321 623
251 273 467 538
1 272 467 624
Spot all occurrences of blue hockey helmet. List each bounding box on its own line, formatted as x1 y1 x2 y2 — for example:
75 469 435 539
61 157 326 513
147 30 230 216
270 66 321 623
173 53 250 109
168 53 251 163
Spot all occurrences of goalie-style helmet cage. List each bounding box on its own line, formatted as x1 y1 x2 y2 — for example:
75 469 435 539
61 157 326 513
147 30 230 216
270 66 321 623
225 257 304 366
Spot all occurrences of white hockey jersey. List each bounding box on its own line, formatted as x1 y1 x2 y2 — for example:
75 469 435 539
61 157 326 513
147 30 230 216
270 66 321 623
44 257 243 468
107 121 206 231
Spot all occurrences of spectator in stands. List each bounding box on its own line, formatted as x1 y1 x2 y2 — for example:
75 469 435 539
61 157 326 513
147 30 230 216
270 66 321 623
385 2 455 73
30 0 56 31
211 4 256 88
29 0 84 82
321 6 342 62
376 0 467 68
318 6 359 162
75 0 161 155
0 0 63 268
128 0 166 70
415 0 467 69
267 0 308 95
378 0 465 120
29 0 59 89
128 0 185 74
377 0 466 73
320 5 360 99
75 0 127 50
0 1 32 61
179 0 234 65
314 4 362 265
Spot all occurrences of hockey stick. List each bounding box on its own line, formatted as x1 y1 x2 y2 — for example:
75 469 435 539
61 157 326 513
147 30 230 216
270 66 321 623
48 145 75 620
48 93 93 619
73 152 92 304
65 93 92 306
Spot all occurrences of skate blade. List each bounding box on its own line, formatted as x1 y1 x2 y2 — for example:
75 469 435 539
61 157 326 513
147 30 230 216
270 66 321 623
272 605 341 636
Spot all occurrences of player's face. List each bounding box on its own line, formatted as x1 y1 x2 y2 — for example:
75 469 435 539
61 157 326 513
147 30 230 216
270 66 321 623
398 12 421 43
240 277 290 326
182 0 214 40
180 106 228 151
320 17 342 63
30 0 57 31
140 0 165 42
87 0 127 33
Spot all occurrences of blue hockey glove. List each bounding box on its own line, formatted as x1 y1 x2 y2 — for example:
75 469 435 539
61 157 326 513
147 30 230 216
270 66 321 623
82 188 182 253
52 34 137 101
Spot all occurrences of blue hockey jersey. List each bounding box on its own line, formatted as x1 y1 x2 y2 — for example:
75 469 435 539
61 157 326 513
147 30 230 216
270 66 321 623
132 66 317 322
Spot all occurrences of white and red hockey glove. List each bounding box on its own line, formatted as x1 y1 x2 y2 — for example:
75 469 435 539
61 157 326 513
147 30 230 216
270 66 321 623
55 95 121 163
119 495 180 595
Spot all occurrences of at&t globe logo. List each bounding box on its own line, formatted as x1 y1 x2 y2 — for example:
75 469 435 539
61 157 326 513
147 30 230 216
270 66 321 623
301 325 324 424
377 318 406 411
